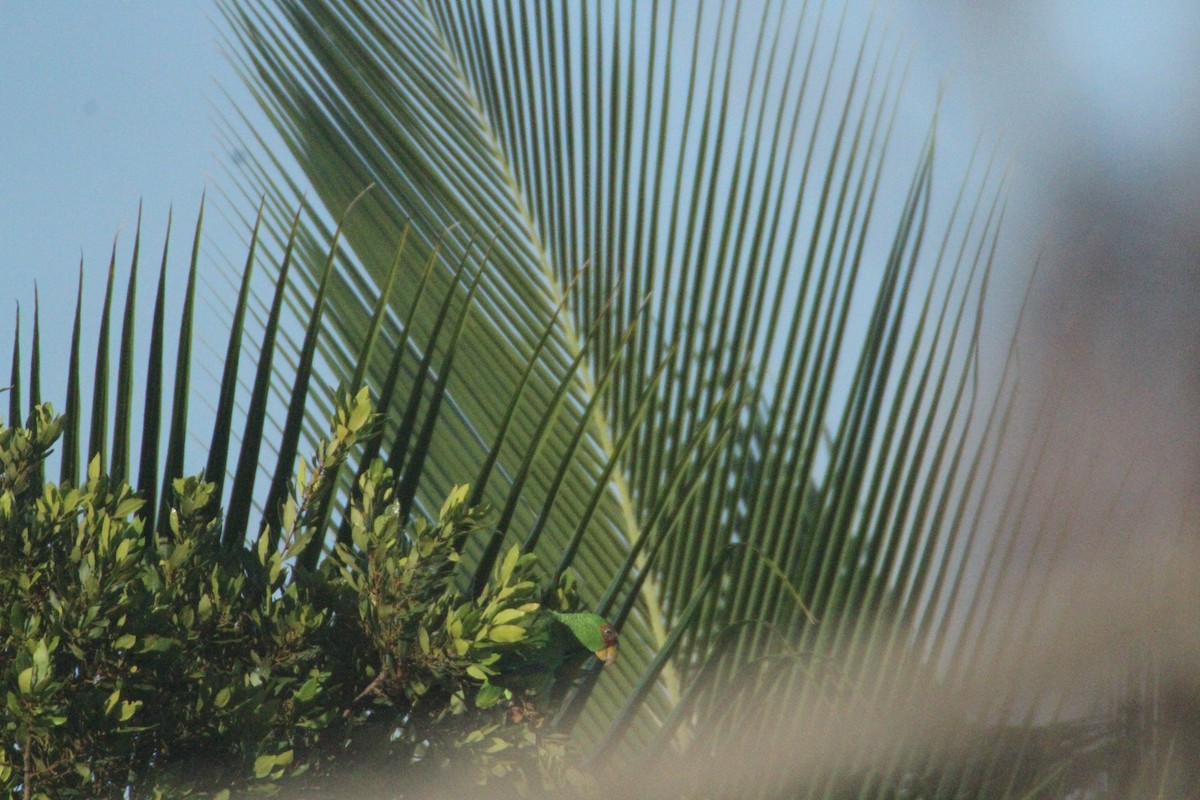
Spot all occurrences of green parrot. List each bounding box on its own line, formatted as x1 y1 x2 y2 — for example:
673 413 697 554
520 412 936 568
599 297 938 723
495 611 618 707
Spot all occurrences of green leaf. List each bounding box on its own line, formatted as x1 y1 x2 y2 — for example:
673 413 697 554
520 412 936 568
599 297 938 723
490 608 526 626
257 527 270 565
295 677 320 703
33 639 50 672
439 483 470 522
418 626 431 656
119 700 140 721
253 754 275 779
487 625 526 644
114 634 136 650
475 682 505 709
496 543 521 587
114 496 143 520
114 536 134 562
280 497 297 535
348 386 371 431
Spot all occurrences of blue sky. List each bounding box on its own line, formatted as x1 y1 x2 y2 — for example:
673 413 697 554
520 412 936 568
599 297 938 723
2 3 232 281
3 0 1198 456
1 2 246 419
912 1 1200 183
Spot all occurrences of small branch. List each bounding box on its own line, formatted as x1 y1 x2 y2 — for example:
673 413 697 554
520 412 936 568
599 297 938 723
23 731 32 800
344 670 388 717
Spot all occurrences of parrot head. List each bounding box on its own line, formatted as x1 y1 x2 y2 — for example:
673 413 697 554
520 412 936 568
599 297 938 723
552 611 619 667
596 622 619 666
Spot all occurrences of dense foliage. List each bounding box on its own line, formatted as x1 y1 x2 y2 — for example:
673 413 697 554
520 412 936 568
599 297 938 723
1 392 593 798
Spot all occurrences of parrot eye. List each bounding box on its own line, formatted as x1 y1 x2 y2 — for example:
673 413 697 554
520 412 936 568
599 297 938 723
601 624 618 645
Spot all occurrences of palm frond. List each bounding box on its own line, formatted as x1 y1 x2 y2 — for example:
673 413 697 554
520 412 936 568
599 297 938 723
7 305 19 428
110 205 142 484
216 0 1015 764
157 198 204 540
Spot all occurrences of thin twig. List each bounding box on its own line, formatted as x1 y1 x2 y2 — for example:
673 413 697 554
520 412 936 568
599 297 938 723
344 670 388 717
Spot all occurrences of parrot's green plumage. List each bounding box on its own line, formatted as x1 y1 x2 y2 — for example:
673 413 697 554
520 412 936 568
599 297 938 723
495 611 618 701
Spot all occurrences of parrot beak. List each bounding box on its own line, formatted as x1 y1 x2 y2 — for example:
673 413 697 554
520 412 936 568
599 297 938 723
595 645 618 667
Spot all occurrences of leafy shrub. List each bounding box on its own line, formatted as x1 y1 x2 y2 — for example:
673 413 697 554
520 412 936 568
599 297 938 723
1 391 583 798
